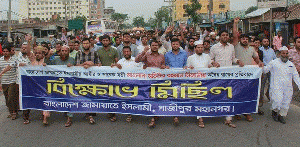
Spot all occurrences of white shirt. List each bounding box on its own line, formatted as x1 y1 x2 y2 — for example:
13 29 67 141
210 42 238 67
187 53 212 68
117 57 140 68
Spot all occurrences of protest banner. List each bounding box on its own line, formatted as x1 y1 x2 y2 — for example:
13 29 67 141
20 65 262 117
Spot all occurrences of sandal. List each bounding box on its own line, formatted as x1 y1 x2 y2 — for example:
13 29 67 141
148 118 156 128
110 116 117 122
11 113 17 120
24 119 30 124
42 116 49 126
126 115 132 123
225 120 236 128
89 116 95 124
235 115 242 120
173 117 179 126
198 120 205 128
65 121 72 127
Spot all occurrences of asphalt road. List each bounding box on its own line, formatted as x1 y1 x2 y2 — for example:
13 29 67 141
0 93 299 147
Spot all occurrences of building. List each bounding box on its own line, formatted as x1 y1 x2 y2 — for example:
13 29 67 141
257 0 287 8
174 0 230 22
103 7 115 19
18 0 104 22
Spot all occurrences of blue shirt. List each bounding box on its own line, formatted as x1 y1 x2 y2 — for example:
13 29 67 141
259 46 277 65
165 49 188 68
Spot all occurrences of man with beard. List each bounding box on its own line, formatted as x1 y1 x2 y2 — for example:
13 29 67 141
164 38 188 126
117 33 138 58
97 35 118 66
263 46 300 124
111 46 140 123
47 45 75 127
210 30 244 128
165 38 187 68
75 38 101 124
97 35 119 122
135 40 166 128
233 18 264 122
184 37 195 57
186 41 216 128
259 38 277 105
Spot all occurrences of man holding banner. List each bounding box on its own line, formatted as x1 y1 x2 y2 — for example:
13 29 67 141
186 40 214 128
112 46 140 122
210 30 244 128
48 45 75 127
75 38 101 124
136 39 166 128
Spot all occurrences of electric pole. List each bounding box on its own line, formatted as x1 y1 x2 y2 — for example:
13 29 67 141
8 0 12 40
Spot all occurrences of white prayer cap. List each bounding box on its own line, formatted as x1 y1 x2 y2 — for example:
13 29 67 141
279 46 288 51
194 40 203 46
210 32 216 36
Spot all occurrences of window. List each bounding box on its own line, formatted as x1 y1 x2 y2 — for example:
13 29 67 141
219 4 225 9
50 2 52 4
37 2 39 5
46 13 48 15
46 7 48 10
33 13 35 15
29 8 31 10
37 13 40 15
58 2 61 4
32 3 35 5
58 12 61 14
41 8 44 10
29 3 31 5
50 12 53 15
33 8 35 10
28 13 31 16
54 12 57 14
42 13 44 15
58 7 61 9
54 7 57 9
50 7 52 9
45 2 48 4
37 8 39 10
183 13 188 17
54 2 56 4
41 2 44 5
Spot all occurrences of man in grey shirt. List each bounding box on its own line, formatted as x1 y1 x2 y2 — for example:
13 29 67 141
117 32 138 58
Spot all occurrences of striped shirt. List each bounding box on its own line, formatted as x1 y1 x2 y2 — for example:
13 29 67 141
0 56 17 84
75 50 101 65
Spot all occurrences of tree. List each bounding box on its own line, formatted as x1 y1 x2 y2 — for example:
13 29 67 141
145 18 157 29
132 16 146 27
110 13 129 30
185 0 202 25
74 15 87 23
154 6 172 28
245 6 258 15
288 0 300 5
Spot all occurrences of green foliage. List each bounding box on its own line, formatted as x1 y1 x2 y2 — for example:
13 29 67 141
154 6 172 28
74 15 87 23
145 18 157 29
245 6 258 15
185 0 202 25
132 16 146 27
111 13 129 30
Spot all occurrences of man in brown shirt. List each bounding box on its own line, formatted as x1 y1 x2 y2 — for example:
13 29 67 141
135 40 166 128
135 40 166 69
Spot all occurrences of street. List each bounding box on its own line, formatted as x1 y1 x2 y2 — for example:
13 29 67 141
0 93 299 147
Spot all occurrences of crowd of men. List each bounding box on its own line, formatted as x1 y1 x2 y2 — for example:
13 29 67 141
0 17 300 128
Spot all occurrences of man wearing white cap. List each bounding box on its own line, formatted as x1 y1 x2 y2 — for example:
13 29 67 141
264 46 300 124
185 40 216 128
186 40 213 69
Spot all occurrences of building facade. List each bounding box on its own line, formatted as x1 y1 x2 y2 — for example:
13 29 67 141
174 0 230 21
103 7 115 19
257 0 287 8
18 0 104 22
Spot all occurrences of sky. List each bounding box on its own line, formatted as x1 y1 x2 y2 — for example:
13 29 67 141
0 0 257 20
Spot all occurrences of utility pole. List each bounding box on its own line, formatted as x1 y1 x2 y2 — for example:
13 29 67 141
8 0 12 40
208 0 213 27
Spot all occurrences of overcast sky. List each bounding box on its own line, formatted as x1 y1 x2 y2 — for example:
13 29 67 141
1 0 257 20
